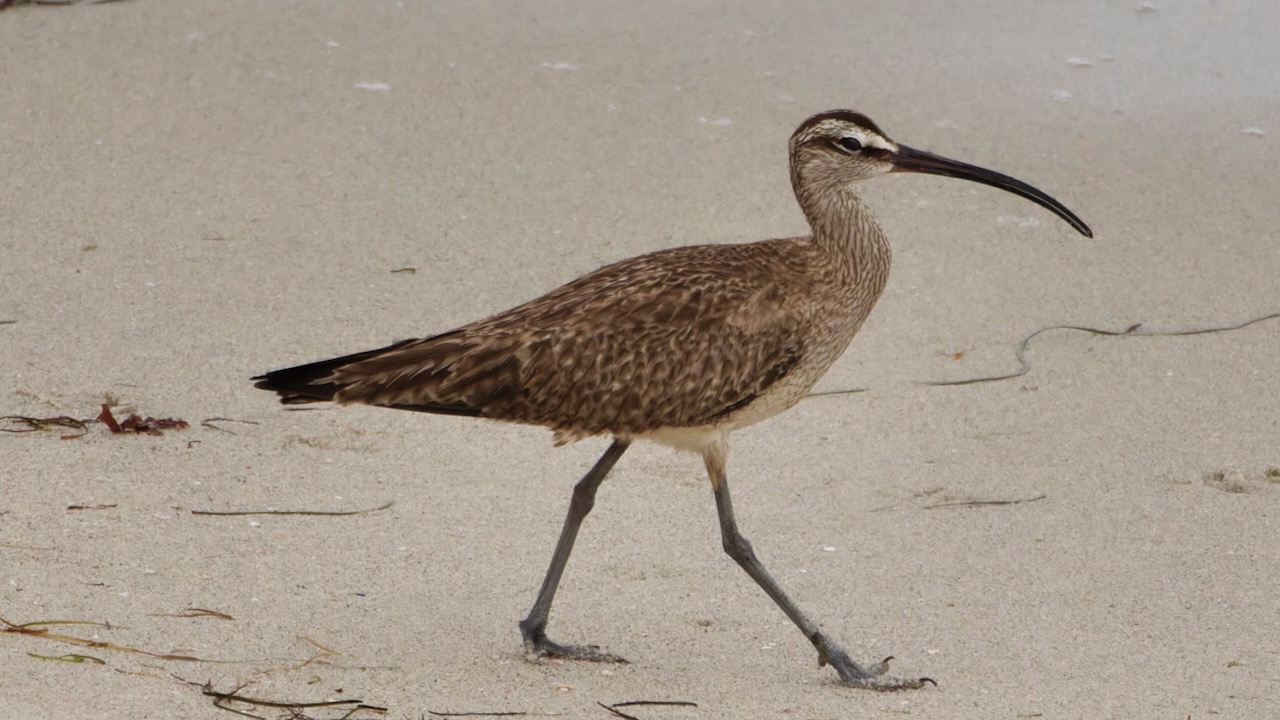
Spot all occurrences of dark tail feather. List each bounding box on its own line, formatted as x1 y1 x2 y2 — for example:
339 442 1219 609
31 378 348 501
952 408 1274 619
252 339 419 405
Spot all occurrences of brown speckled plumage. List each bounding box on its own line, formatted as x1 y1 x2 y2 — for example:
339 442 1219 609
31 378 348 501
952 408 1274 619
253 110 1090 689
337 235 880 443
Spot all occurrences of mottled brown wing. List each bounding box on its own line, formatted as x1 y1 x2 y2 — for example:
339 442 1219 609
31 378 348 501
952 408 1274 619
330 239 813 437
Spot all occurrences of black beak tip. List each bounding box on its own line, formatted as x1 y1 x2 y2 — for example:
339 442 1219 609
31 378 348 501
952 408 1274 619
891 144 1093 239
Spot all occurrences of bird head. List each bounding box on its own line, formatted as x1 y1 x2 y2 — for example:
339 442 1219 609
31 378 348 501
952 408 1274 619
789 110 1092 237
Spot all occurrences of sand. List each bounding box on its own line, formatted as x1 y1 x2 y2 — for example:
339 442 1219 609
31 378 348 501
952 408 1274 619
2 1 1277 718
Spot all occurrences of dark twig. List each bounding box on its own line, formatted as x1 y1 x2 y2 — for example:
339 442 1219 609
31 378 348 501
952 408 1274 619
806 311 1280 398
598 700 698 719
172 676 386 720
1 0 134 7
202 684 381 711
806 386 868 399
926 312 1280 387
598 703 640 720
191 501 393 517
610 701 698 709
427 707 527 712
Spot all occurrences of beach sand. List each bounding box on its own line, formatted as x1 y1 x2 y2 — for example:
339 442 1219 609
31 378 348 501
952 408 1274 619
2 1 1277 717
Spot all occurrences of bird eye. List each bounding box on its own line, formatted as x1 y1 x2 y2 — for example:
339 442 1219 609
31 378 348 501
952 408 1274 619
836 136 863 152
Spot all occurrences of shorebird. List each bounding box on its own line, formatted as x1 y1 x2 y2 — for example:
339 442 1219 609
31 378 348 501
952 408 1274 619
254 109 1091 690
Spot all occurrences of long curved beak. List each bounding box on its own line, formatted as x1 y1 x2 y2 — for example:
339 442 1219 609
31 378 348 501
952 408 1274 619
891 144 1093 237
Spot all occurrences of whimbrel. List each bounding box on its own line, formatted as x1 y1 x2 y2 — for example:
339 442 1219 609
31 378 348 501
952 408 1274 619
254 110 1091 690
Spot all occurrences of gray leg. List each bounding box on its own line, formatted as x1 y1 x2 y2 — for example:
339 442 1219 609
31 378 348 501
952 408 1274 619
519 438 630 662
703 448 934 691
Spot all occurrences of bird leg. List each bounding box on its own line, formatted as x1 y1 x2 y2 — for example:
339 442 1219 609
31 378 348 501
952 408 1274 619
703 447 934 691
519 438 630 663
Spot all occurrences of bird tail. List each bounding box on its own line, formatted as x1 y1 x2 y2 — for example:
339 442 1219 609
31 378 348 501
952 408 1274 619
252 339 419 405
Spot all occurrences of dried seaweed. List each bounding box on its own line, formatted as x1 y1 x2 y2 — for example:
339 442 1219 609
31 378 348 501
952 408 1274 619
1 615 204 662
98 403 189 435
921 494 1046 510
0 414 89 438
152 607 235 620
1 404 194 438
27 652 106 664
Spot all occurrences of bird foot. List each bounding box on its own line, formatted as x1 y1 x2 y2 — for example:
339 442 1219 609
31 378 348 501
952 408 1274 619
820 642 935 691
520 627 628 664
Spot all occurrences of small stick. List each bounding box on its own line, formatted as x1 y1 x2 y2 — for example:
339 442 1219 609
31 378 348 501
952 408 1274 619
191 501 393 517
201 417 261 434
